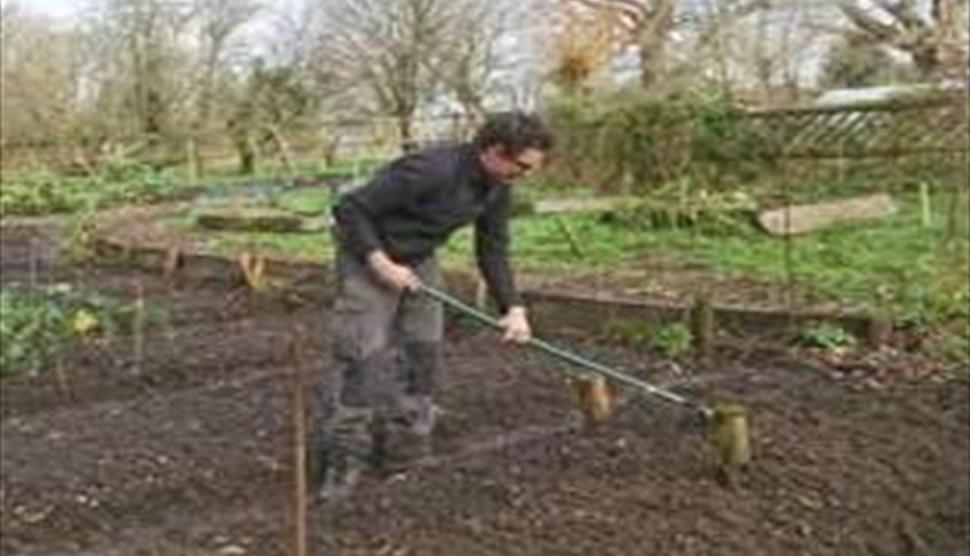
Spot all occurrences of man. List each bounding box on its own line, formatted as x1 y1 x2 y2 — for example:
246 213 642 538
317 111 554 501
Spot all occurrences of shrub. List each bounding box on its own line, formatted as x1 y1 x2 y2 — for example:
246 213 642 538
0 160 181 217
542 90 776 195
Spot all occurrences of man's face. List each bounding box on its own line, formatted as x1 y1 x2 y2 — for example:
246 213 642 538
480 144 546 185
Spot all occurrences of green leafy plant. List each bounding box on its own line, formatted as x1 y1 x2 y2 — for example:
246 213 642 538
602 317 652 346
649 322 693 358
0 161 183 218
800 323 856 350
934 333 970 365
543 90 776 195
0 284 161 377
61 208 101 263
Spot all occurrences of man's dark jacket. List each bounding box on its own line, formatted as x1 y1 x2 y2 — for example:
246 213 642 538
333 143 520 311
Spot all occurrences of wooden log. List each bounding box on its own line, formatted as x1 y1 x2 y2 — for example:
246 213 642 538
757 193 897 236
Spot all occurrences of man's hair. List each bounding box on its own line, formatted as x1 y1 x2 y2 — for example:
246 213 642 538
472 111 554 154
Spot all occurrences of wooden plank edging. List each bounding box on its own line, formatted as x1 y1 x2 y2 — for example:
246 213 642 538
92 234 882 346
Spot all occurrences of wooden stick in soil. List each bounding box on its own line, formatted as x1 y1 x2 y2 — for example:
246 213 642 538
288 339 308 556
133 282 145 375
29 236 38 289
710 403 751 489
691 293 714 363
919 181 932 228
573 374 613 425
54 355 72 401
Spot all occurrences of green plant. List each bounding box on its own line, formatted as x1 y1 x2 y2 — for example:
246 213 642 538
0 284 161 377
610 182 757 235
61 208 100 263
0 161 184 218
601 317 653 345
543 90 776 195
649 322 693 358
934 333 970 365
800 323 856 350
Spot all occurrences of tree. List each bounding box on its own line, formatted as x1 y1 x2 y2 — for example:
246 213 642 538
546 2 623 94
319 0 459 142
665 0 834 102
85 0 195 138
820 38 910 87
836 0 969 79
188 0 263 135
569 0 677 88
437 2 509 119
227 60 322 173
1 4 74 142
557 0 786 92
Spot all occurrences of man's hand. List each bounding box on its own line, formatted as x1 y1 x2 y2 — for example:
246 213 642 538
498 306 531 344
367 251 419 291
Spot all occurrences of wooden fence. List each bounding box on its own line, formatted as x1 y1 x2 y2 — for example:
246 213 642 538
745 94 968 159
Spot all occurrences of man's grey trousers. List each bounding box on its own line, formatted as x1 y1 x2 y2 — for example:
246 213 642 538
319 246 444 468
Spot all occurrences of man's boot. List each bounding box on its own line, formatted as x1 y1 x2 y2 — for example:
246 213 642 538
408 394 437 459
314 405 373 503
316 449 364 503
379 395 438 470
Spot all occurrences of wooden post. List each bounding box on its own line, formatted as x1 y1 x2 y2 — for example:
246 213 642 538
288 339 308 556
919 181 932 228
572 375 613 426
163 246 181 279
54 355 72 401
132 282 145 376
186 136 201 183
867 308 892 348
691 293 714 362
29 237 38 289
711 403 751 488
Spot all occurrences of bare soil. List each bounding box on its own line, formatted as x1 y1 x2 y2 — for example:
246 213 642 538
1 222 967 556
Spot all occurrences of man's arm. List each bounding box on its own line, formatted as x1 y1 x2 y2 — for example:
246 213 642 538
366 250 419 291
333 156 435 290
475 189 529 341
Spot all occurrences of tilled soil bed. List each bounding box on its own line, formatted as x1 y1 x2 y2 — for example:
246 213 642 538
1 222 967 556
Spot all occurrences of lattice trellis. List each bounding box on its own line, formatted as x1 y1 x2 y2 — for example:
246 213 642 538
747 95 969 159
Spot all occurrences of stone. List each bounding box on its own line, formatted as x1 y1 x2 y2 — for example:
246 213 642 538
756 193 897 236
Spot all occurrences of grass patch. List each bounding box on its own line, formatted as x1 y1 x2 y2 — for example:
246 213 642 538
186 191 966 327
271 187 333 215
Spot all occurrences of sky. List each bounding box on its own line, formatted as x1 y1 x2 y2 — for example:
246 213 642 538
1 0 299 19
2 0 79 18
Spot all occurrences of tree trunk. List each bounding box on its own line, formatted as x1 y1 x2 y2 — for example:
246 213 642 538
235 132 256 174
638 2 674 88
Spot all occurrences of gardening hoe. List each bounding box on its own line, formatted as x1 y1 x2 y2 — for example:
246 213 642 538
416 283 752 483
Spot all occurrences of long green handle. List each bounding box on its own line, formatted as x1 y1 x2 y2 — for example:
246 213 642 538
417 283 711 417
